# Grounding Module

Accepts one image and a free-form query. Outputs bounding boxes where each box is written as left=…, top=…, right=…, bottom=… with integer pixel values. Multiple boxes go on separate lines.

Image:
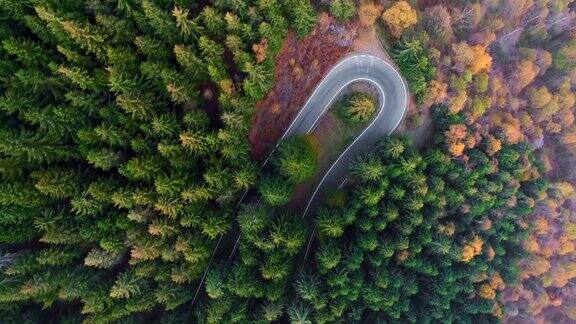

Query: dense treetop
left=0, top=0, right=316, bottom=321
left=198, top=105, right=547, bottom=322
left=0, top=0, right=575, bottom=322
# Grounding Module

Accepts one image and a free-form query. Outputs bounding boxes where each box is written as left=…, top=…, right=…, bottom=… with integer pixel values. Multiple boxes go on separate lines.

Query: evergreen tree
left=258, top=174, right=293, bottom=206
left=274, top=136, right=316, bottom=184
left=0, top=0, right=317, bottom=320
left=286, top=0, right=317, bottom=38
left=330, top=0, right=355, bottom=22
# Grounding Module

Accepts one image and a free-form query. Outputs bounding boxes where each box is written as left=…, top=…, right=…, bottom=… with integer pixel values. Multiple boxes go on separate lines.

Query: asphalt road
left=278, top=54, right=409, bottom=219
left=191, top=53, right=408, bottom=304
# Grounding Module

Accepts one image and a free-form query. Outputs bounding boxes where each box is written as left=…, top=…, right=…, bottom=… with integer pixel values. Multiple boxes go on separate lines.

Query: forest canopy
left=1, top=0, right=576, bottom=322
left=0, top=0, right=316, bottom=321
left=197, top=106, right=546, bottom=323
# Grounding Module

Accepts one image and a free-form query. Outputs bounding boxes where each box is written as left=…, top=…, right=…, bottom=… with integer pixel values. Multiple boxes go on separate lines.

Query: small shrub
left=337, top=92, right=377, bottom=124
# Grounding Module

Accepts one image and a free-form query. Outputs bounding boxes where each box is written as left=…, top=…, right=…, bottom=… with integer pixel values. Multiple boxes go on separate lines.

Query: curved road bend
left=191, top=53, right=408, bottom=304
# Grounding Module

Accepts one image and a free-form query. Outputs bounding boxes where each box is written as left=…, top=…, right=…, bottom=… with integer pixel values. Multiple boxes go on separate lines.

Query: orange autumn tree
left=424, top=79, right=448, bottom=107
left=534, top=217, right=550, bottom=235
left=252, top=38, right=268, bottom=63
left=561, top=130, right=576, bottom=145
left=445, top=123, right=468, bottom=157
left=568, top=305, right=576, bottom=321
left=381, top=1, right=418, bottom=38
left=490, top=112, right=524, bottom=144
left=461, top=235, right=484, bottom=262
left=451, top=42, right=492, bottom=74
left=512, top=59, right=539, bottom=93
left=479, top=283, right=496, bottom=299
left=524, top=255, right=551, bottom=277
left=470, top=45, right=492, bottom=74
left=485, top=136, right=502, bottom=156
left=491, top=272, right=506, bottom=291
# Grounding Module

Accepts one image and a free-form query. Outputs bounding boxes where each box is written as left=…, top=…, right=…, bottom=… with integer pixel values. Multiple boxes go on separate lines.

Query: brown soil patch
left=352, top=26, right=393, bottom=61
left=249, top=13, right=358, bottom=161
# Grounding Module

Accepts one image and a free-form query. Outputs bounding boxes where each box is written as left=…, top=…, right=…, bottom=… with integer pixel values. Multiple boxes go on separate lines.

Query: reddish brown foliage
left=249, top=14, right=358, bottom=160
left=252, top=38, right=268, bottom=63
left=503, top=182, right=576, bottom=321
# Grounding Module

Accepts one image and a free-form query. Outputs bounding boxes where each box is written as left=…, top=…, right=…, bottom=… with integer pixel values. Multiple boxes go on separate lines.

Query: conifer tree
left=330, top=0, right=355, bottom=22
left=274, top=136, right=316, bottom=184
left=0, top=0, right=319, bottom=321
left=286, top=0, right=317, bottom=38
left=258, top=174, right=293, bottom=206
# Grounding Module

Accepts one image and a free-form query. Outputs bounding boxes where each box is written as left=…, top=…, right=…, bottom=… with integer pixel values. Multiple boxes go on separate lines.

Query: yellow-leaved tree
left=381, top=1, right=418, bottom=38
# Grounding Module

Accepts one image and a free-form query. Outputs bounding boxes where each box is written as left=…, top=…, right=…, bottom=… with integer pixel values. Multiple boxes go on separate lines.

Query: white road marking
left=308, top=77, right=379, bottom=133
left=301, top=78, right=386, bottom=219
left=191, top=235, right=223, bottom=304
left=338, top=178, right=348, bottom=189
left=191, top=53, right=409, bottom=305
left=303, top=225, right=317, bottom=260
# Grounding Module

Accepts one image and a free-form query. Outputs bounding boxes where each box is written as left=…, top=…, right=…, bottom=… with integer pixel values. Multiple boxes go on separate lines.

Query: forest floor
left=249, top=13, right=358, bottom=160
